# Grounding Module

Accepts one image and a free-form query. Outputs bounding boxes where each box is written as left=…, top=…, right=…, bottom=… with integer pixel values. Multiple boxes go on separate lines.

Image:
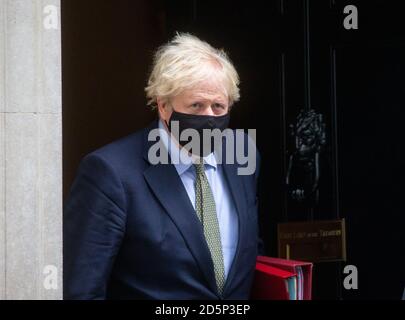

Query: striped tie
left=194, top=160, right=226, bottom=296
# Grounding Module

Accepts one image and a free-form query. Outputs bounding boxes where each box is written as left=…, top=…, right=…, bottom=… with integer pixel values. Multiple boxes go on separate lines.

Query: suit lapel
left=221, top=160, right=248, bottom=296
left=142, top=122, right=219, bottom=295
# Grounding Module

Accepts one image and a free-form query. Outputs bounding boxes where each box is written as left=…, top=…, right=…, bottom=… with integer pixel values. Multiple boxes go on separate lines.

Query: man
left=64, top=33, right=261, bottom=299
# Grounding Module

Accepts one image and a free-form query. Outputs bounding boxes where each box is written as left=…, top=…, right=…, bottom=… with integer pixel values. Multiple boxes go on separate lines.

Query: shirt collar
left=158, top=119, right=217, bottom=175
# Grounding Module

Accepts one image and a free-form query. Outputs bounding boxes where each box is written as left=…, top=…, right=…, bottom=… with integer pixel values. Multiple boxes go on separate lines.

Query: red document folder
left=256, top=256, right=313, bottom=300
left=250, top=262, right=297, bottom=300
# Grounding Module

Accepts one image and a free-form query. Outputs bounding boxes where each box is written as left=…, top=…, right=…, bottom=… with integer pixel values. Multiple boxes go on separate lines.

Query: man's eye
left=213, top=103, right=225, bottom=109
left=190, top=103, right=201, bottom=108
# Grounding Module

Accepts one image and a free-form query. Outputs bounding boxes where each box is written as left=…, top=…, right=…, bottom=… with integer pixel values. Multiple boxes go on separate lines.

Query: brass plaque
left=278, top=219, right=346, bottom=263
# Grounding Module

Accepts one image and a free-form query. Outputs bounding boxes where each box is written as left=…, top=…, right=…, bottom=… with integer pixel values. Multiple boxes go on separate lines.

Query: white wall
left=0, top=0, right=62, bottom=300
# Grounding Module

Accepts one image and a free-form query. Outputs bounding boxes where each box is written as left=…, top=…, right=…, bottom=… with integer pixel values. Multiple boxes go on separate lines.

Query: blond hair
left=145, top=33, right=240, bottom=108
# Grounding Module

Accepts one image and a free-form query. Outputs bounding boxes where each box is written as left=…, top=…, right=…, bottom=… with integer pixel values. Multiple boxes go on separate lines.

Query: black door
left=165, top=0, right=405, bottom=299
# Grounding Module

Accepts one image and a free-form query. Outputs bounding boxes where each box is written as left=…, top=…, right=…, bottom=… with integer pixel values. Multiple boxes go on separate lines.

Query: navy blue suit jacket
left=64, top=120, right=261, bottom=299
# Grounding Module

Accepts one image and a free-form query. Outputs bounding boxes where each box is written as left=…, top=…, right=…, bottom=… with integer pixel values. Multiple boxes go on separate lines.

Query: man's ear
left=157, top=97, right=169, bottom=121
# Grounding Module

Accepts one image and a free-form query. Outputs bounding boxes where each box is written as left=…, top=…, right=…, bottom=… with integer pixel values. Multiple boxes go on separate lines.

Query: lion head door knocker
left=286, top=109, right=326, bottom=205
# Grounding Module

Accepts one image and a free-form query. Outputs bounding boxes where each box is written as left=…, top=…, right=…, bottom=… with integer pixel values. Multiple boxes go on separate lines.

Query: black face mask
left=166, top=110, right=230, bottom=157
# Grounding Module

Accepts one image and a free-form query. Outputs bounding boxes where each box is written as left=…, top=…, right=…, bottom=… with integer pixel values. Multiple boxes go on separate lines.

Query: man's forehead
left=181, top=85, right=228, bottom=102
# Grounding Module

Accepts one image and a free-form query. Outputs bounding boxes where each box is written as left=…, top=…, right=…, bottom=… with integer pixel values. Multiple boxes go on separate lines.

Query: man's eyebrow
left=187, top=100, right=227, bottom=106
left=188, top=95, right=227, bottom=103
